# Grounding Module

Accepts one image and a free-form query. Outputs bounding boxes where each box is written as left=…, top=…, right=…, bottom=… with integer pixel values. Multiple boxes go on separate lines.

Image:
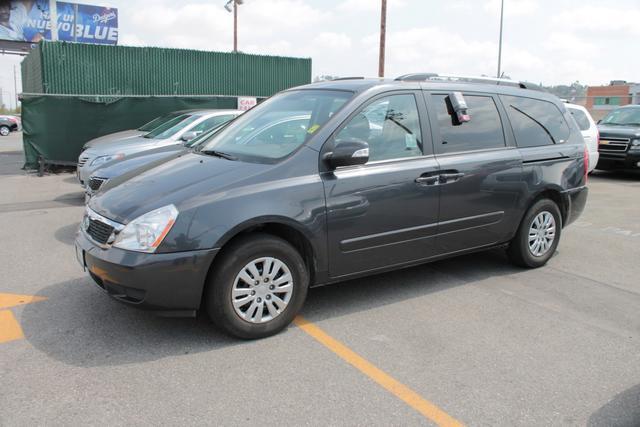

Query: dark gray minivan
left=75, top=75, right=589, bottom=339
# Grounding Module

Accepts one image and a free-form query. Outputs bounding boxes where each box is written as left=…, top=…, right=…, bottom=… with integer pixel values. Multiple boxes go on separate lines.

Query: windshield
left=143, top=114, right=202, bottom=139
left=137, top=111, right=185, bottom=132
left=601, top=108, right=640, bottom=126
left=185, top=120, right=234, bottom=148
left=199, top=90, right=353, bottom=162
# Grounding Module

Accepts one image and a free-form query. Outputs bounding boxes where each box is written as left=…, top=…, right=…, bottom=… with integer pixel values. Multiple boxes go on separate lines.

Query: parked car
left=0, top=115, right=20, bottom=136
left=85, top=117, right=239, bottom=198
left=565, top=103, right=599, bottom=172
left=80, top=110, right=202, bottom=151
left=75, top=75, right=588, bottom=339
left=596, top=105, right=640, bottom=171
left=77, top=110, right=241, bottom=185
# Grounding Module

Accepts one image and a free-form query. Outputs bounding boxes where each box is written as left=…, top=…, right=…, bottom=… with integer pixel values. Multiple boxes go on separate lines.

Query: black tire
left=507, top=198, right=562, bottom=268
left=205, top=233, right=309, bottom=339
left=0, top=126, right=10, bottom=137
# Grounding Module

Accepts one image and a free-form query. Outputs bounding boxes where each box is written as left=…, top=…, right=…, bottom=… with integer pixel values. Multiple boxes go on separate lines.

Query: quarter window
left=501, top=95, right=570, bottom=147
left=335, top=94, right=423, bottom=162
left=434, top=94, right=505, bottom=154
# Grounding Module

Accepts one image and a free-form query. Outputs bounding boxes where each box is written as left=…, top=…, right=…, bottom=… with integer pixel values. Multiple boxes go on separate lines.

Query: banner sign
left=0, top=1, right=118, bottom=45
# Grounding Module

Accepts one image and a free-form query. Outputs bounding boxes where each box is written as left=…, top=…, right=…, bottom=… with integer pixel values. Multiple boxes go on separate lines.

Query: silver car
left=80, top=110, right=200, bottom=151
left=77, top=109, right=241, bottom=185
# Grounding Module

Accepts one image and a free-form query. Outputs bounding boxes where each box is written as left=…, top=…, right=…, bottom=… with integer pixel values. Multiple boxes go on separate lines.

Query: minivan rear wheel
left=205, top=233, right=309, bottom=339
left=507, top=199, right=562, bottom=268
left=0, top=126, right=10, bottom=136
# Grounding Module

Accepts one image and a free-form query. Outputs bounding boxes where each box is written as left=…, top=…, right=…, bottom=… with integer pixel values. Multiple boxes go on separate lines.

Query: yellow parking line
left=0, top=293, right=47, bottom=309
left=294, top=316, right=464, bottom=427
left=0, top=310, right=24, bottom=343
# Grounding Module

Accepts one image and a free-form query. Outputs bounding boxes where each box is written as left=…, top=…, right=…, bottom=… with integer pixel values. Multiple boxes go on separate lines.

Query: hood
left=83, top=136, right=179, bottom=158
left=84, top=129, right=144, bottom=149
left=597, top=124, right=640, bottom=139
left=92, top=144, right=187, bottom=180
left=95, top=147, right=188, bottom=193
left=89, top=152, right=270, bottom=223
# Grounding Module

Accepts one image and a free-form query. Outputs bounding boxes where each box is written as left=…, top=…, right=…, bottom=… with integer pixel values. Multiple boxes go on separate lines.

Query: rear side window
left=434, top=94, right=505, bottom=154
left=568, top=108, right=590, bottom=131
left=501, top=96, right=570, bottom=147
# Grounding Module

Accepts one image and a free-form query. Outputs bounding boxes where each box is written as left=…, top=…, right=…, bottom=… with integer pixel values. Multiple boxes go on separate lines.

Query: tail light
left=583, top=145, right=589, bottom=184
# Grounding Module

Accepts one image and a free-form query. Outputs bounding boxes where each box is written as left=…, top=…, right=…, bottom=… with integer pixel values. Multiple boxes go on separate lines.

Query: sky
left=1, top=0, right=639, bottom=108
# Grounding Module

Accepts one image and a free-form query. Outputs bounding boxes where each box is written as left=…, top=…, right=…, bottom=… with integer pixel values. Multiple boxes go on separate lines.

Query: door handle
left=415, top=175, right=439, bottom=185
left=439, top=172, right=464, bottom=184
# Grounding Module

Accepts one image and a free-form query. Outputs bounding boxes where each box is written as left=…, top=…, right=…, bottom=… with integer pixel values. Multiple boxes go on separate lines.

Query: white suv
left=566, top=103, right=599, bottom=172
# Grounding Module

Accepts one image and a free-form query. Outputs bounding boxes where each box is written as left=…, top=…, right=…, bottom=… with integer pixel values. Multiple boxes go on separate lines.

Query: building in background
left=585, top=81, right=640, bottom=120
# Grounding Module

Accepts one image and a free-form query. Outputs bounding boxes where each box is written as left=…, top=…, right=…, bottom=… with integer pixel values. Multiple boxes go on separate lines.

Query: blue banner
left=1, top=1, right=118, bottom=45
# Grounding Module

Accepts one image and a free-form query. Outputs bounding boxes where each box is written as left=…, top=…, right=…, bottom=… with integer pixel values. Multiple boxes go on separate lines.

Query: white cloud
left=483, top=0, right=539, bottom=16
left=553, top=5, right=640, bottom=36
left=338, top=0, right=407, bottom=13
left=484, top=0, right=540, bottom=17
left=362, top=27, right=498, bottom=78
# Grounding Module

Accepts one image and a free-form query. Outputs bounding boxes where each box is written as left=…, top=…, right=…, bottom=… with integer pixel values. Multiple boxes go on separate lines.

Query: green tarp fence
left=22, top=95, right=250, bottom=169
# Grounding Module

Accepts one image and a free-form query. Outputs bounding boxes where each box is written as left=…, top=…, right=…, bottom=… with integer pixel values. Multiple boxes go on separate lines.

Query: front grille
left=599, top=137, right=629, bottom=153
left=87, top=217, right=115, bottom=245
left=78, top=155, right=90, bottom=167
left=88, top=177, right=106, bottom=191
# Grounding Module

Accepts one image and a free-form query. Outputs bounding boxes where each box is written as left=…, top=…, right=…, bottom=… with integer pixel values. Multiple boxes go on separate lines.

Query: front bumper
left=75, top=230, right=219, bottom=315
left=562, top=186, right=588, bottom=227
left=597, top=150, right=640, bottom=169
left=77, top=163, right=93, bottom=186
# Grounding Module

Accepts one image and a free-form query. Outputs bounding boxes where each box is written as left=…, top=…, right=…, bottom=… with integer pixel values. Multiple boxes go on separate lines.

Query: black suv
left=75, top=75, right=588, bottom=339
left=596, top=105, right=640, bottom=171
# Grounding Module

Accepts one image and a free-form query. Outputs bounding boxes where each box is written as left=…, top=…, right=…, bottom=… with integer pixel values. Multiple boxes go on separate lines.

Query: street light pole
left=49, top=0, right=59, bottom=41
left=234, top=0, right=238, bottom=53
left=378, top=0, right=387, bottom=78
left=497, top=0, right=504, bottom=77
left=225, top=0, right=243, bottom=52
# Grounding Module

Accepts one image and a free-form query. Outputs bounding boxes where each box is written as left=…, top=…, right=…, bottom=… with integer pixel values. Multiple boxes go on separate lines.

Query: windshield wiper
left=200, top=149, right=238, bottom=161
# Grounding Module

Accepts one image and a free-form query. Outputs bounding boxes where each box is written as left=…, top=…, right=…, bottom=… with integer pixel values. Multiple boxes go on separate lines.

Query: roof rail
left=331, top=76, right=366, bottom=81
left=395, top=73, right=539, bottom=90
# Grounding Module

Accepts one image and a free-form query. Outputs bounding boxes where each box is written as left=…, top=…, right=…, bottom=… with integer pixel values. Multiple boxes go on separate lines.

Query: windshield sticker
left=307, top=124, right=320, bottom=134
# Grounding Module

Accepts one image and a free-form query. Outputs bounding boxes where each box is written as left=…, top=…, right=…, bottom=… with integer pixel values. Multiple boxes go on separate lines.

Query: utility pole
left=497, top=0, right=504, bottom=78
left=378, top=0, right=387, bottom=78
left=49, top=0, right=59, bottom=41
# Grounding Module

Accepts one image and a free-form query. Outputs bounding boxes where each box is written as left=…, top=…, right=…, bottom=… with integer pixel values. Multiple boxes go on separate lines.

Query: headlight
left=90, top=153, right=124, bottom=167
left=113, top=205, right=178, bottom=253
left=630, top=139, right=640, bottom=149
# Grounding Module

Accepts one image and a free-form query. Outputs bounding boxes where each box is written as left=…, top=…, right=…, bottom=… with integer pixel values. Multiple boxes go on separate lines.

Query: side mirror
left=181, top=131, right=198, bottom=142
left=596, top=119, right=602, bottom=125
left=324, top=138, right=369, bottom=169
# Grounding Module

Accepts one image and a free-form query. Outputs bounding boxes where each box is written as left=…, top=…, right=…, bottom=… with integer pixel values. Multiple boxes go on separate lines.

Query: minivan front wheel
left=0, top=126, right=10, bottom=136
left=205, top=233, right=309, bottom=339
left=508, top=199, right=562, bottom=268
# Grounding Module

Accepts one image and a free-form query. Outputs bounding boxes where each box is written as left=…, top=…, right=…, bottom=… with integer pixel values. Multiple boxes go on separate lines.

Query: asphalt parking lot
left=1, top=131, right=639, bottom=426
